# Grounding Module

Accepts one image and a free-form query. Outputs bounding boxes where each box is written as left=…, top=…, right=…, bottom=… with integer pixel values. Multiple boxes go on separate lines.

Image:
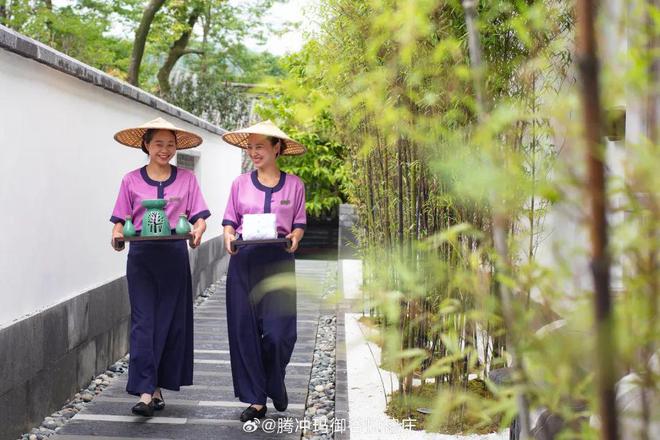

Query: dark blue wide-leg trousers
left=226, top=244, right=297, bottom=405
left=125, top=240, right=193, bottom=396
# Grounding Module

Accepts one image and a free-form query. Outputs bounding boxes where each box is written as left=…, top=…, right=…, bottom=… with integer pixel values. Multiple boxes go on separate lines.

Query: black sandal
left=273, top=385, right=288, bottom=412
left=153, top=390, right=165, bottom=411
left=239, top=404, right=267, bottom=422
left=131, top=400, right=155, bottom=417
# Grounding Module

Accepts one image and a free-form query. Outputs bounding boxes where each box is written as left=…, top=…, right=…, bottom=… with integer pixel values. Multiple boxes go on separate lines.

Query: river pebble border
left=302, top=266, right=338, bottom=440
left=16, top=280, right=224, bottom=440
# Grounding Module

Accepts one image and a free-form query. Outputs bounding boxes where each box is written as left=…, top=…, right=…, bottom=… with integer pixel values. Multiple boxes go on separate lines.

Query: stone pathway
left=52, top=260, right=333, bottom=440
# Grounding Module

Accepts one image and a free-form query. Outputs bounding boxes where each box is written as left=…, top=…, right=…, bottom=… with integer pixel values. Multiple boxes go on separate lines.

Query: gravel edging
left=303, top=265, right=338, bottom=440
left=16, top=280, right=225, bottom=440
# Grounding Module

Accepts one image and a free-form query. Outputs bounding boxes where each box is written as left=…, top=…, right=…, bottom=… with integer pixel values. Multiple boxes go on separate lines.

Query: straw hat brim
left=114, top=118, right=203, bottom=150
left=222, top=121, right=306, bottom=156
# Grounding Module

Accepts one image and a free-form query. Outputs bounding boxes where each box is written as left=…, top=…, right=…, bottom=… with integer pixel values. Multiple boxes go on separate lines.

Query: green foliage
left=3, top=1, right=133, bottom=76
left=218, top=46, right=284, bottom=82
left=167, top=75, right=254, bottom=130
left=274, top=0, right=659, bottom=437
left=386, top=381, right=501, bottom=434
left=3, top=0, right=657, bottom=435
left=2, top=0, right=285, bottom=90
left=269, top=119, right=349, bottom=218
left=254, top=48, right=350, bottom=218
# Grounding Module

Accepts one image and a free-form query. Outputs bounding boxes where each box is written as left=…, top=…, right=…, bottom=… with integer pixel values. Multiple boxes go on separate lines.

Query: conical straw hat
left=114, top=117, right=203, bottom=150
left=222, top=120, right=306, bottom=156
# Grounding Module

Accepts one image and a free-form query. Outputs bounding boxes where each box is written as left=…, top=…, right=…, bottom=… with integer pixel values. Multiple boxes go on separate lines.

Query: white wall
left=532, top=0, right=648, bottom=307
left=0, top=48, right=241, bottom=328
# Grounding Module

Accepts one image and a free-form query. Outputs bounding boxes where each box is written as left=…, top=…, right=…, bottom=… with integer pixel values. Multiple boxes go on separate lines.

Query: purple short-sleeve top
left=110, top=165, right=211, bottom=231
left=222, top=170, right=306, bottom=236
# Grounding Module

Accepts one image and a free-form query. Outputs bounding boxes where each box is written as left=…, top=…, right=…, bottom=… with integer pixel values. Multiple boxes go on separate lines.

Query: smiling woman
left=219, top=120, right=308, bottom=422
left=140, top=129, right=176, bottom=156
left=109, top=117, right=211, bottom=417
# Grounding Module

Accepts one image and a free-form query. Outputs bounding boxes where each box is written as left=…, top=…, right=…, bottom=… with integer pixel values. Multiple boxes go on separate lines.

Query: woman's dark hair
left=141, top=129, right=178, bottom=154
left=267, top=136, right=285, bottom=158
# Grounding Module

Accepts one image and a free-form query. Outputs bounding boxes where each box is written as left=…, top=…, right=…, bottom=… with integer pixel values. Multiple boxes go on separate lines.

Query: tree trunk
left=43, top=0, right=53, bottom=43
left=575, top=1, right=618, bottom=439
left=128, top=0, right=167, bottom=87
left=157, top=6, right=202, bottom=96
left=200, top=2, right=212, bottom=75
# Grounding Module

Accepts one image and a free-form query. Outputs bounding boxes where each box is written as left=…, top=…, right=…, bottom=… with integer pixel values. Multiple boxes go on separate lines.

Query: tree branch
left=157, top=6, right=202, bottom=96
left=128, top=0, right=167, bottom=87
left=182, top=48, right=205, bottom=55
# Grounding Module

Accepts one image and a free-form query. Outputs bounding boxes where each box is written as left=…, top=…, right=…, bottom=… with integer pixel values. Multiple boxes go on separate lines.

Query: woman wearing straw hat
left=221, top=120, right=307, bottom=422
left=110, top=117, right=211, bottom=417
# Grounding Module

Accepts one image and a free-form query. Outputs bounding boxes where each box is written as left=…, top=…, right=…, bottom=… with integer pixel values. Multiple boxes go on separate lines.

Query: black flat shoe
left=239, top=405, right=267, bottom=422
left=273, top=386, right=288, bottom=412
left=153, top=391, right=165, bottom=411
left=131, top=400, right=155, bottom=417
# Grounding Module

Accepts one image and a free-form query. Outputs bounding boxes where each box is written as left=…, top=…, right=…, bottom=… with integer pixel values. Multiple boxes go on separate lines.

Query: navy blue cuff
left=292, top=223, right=306, bottom=231
left=222, top=219, right=238, bottom=229
left=189, top=210, right=211, bottom=224
left=110, top=216, right=125, bottom=225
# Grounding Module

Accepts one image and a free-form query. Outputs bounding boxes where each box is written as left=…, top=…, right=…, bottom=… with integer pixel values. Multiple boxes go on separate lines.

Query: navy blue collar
left=140, top=165, right=177, bottom=187
left=251, top=170, right=286, bottom=193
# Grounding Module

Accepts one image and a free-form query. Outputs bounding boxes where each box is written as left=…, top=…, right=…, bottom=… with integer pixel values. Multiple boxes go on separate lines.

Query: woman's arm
left=111, top=222, right=125, bottom=251
left=224, top=225, right=238, bottom=255
left=190, top=218, right=207, bottom=249
left=285, top=227, right=305, bottom=253
left=287, top=178, right=306, bottom=253
left=110, top=176, right=131, bottom=251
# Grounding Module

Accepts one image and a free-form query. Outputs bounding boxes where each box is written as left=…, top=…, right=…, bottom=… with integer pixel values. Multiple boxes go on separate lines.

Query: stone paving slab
left=52, top=260, right=334, bottom=440
left=53, top=420, right=300, bottom=439
left=97, top=383, right=309, bottom=402
left=192, top=362, right=312, bottom=372
left=192, top=341, right=318, bottom=349
left=69, top=400, right=305, bottom=419
left=190, top=371, right=312, bottom=383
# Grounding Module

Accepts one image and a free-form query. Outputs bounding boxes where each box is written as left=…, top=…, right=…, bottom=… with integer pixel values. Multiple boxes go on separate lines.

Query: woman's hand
left=111, top=223, right=125, bottom=251
left=189, top=219, right=206, bottom=249
left=285, top=228, right=305, bottom=253
left=224, top=225, right=238, bottom=255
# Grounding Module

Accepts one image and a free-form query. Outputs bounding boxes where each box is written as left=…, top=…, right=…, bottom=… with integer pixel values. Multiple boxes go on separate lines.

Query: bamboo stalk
left=461, top=1, right=532, bottom=437
left=640, top=2, right=659, bottom=437
left=575, top=0, right=618, bottom=438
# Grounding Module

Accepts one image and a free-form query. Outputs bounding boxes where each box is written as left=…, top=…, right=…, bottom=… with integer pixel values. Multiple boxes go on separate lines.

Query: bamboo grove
left=267, top=0, right=660, bottom=437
